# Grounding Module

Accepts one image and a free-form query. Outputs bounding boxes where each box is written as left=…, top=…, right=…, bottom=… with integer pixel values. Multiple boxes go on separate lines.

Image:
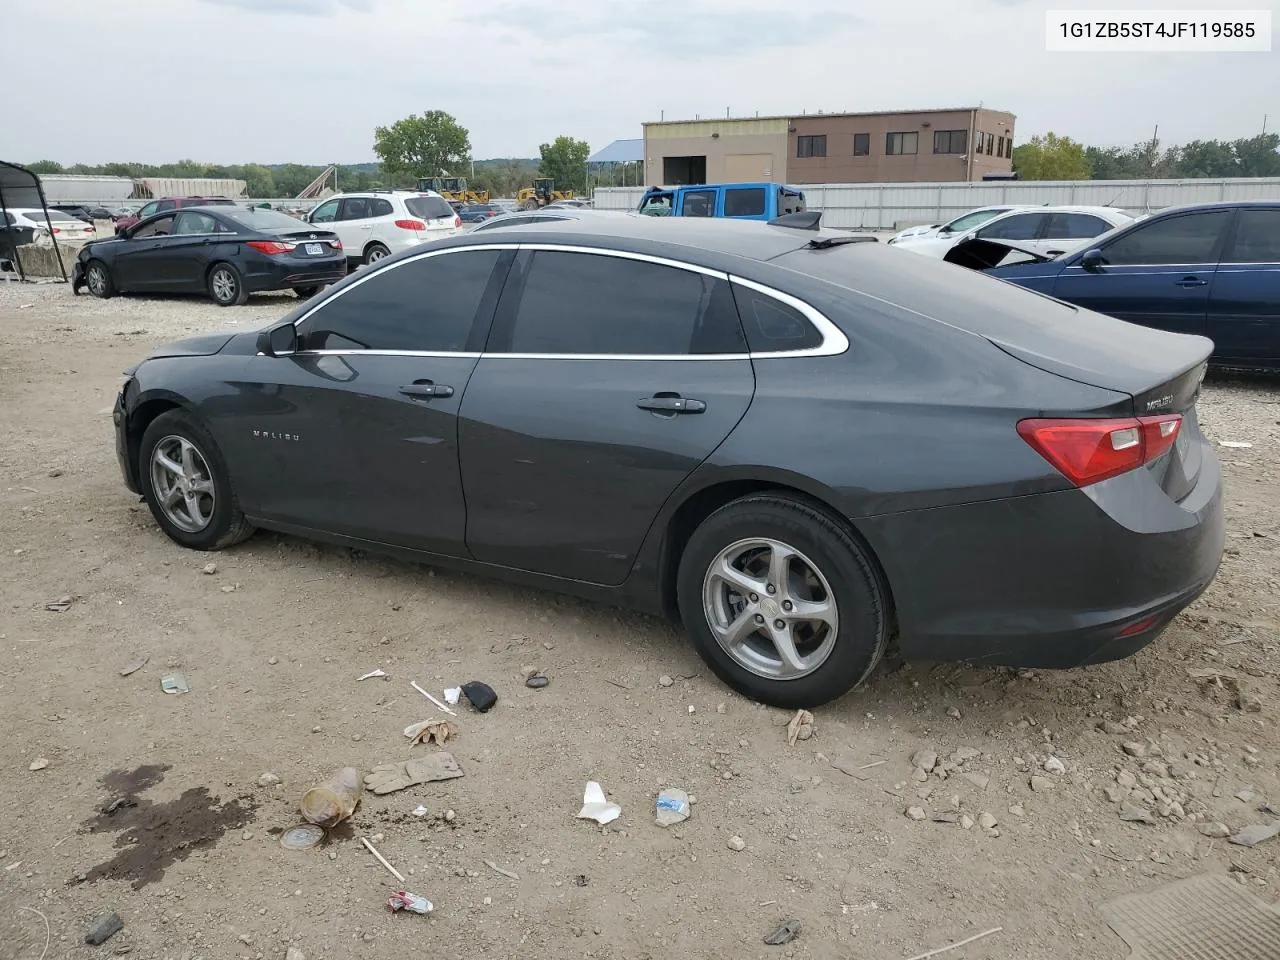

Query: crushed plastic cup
left=280, top=824, right=325, bottom=850
left=300, top=767, right=361, bottom=828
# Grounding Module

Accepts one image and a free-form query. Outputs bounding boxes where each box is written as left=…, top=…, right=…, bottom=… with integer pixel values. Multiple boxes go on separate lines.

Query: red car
left=115, top=197, right=237, bottom=235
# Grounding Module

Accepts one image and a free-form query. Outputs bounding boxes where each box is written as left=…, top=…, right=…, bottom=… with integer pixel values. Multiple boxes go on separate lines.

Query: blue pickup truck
left=638, top=182, right=806, bottom=221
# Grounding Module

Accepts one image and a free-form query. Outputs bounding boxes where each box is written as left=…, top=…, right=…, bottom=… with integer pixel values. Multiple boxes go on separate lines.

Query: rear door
left=1209, top=207, right=1280, bottom=365
left=1052, top=209, right=1232, bottom=338
left=677, top=188, right=718, bottom=218
left=458, top=246, right=755, bottom=585
left=337, top=196, right=375, bottom=256
left=723, top=185, right=768, bottom=220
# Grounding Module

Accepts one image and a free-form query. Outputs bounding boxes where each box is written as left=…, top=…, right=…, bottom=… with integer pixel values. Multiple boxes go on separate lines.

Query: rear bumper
left=242, top=256, right=346, bottom=292
left=860, top=439, right=1225, bottom=669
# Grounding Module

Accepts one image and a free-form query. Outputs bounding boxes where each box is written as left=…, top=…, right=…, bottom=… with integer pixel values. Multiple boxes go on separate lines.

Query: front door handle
left=400, top=381, right=454, bottom=399
left=637, top=395, right=706, bottom=414
left=1176, top=276, right=1208, bottom=287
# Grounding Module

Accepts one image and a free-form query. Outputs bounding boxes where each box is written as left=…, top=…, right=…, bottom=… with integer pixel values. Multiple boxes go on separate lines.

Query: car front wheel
left=85, top=260, right=115, bottom=299
left=677, top=493, right=890, bottom=708
left=138, top=409, right=254, bottom=551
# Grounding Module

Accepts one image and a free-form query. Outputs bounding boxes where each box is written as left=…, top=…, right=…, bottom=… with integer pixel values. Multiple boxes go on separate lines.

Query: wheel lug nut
left=749, top=593, right=758, bottom=603
left=766, top=584, right=776, bottom=595
left=774, top=619, right=785, bottom=630
left=754, top=614, right=765, bottom=624
left=782, top=600, right=793, bottom=611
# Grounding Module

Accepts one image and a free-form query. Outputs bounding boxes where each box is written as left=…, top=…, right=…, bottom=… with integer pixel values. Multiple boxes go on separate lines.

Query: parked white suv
left=306, top=190, right=462, bottom=266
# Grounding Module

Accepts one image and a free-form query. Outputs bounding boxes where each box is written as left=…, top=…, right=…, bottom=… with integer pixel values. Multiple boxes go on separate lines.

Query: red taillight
left=394, top=219, right=426, bottom=231
left=1017, top=414, right=1182, bottom=487
left=51, top=227, right=60, bottom=234
left=329, top=239, right=343, bottom=250
left=454, top=215, right=462, bottom=228
left=246, top=240, right=296, bottom=255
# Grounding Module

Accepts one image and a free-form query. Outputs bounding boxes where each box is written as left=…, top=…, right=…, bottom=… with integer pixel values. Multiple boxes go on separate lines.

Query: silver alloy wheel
left=701, top=537, right=839, bottom=680
left=149, top=435, right=216, bottom=533
left=87, top=263, right=108, bottom=295
left=366, top=245, right=388, bottom=263
left=210, top=267, right=237, bottom=303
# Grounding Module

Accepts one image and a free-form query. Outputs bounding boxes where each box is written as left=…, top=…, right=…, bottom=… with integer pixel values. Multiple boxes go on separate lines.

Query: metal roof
left=587, top=139, right=644, bottom=164
left=643, top=107, right=1013, bottom=127
left=0, top=161, right=44, bottom=210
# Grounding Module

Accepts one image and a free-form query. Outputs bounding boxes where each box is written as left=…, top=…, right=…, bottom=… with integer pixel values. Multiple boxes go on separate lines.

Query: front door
left=220, top=246, right=511, bottom=555
left=1053, top=209, right=1232, bottom=339
left=337, top=196, right=376, bottom=258
left=1209, top=207, right=1280, bottom=364
left=113, top=214, right=179, bottom=290
left=459, top=247, right=755, bottom=585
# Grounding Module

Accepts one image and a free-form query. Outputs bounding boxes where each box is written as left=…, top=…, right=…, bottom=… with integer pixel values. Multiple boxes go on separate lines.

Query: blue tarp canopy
left=588, top=139, right=644, bottom=164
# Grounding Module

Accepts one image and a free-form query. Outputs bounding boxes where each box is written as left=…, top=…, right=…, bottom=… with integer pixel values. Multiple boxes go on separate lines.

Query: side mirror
left=257, top=323, right=297, bottom=357
left=1080, top=248, right=1105, bottom=271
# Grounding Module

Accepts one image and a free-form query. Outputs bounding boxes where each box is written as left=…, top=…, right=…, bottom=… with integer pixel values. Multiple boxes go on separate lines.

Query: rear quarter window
left=732, top=285, right=823, bottom=353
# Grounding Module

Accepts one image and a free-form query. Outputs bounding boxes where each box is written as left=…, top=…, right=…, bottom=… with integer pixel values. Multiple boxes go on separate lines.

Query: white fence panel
left=595, top=177, right=1280, bottom=229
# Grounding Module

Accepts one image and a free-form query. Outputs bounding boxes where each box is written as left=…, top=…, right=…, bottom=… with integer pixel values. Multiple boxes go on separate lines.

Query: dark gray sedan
left=113, top=215, right=1224, bottom=707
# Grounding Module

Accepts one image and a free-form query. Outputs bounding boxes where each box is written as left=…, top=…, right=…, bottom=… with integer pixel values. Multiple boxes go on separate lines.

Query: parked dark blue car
left=973, top=202, right=1280, bottom=369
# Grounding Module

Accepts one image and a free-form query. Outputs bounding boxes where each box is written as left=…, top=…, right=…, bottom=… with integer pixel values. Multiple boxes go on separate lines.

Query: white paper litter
left=411, top=805, right=429, bottom=817
left=1219, top=441, right=1253, bottom=449
left=358, top=668, right=387, bottom=680
left=444, top=687, right=461, bottom=706
left=577, top=781, right=621, bottom=825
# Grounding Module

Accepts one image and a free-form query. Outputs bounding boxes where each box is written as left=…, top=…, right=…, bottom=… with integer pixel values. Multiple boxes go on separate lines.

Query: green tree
left=537, top=136, right=590, bottom=194
left=1232, top=133, right=1280, bottom=177
left=27, top=159, right=64, bottom=174
left=1011, top=133, right=1091, bottom=180
left=1177, top=140, right=1238, bottom=178
left=373, top=111, right=471, bottom=183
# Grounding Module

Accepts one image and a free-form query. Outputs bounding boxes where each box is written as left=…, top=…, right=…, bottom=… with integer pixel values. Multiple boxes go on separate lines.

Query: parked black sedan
left=112, top=215, right=1223, bottom=707
left=74, top=206, right=347, bottom=306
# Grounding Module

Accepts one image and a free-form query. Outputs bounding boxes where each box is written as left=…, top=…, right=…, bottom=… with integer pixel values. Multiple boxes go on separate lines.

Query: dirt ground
left=1, top=280, right=1278, bottom=960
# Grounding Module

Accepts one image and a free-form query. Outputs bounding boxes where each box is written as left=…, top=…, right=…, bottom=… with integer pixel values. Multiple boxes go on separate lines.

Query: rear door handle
left=400, top=382, right=454, bottom=399
left=637, top=396, right=706, bottom=414
left=1176, top=276, right=1208, bottom=287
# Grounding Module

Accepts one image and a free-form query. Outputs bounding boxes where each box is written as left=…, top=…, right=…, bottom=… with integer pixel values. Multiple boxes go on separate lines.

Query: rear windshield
left=23, top=209, right=79, bottom=222
left=198, top=198, right=236, bottom=206
left=406, top=196, right=456, bottom=220
left=221, top=208, right=311, bottom=231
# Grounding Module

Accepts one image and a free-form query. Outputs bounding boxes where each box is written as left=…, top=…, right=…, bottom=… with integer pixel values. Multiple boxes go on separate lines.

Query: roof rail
left=768, top=210, right=822, bottom=230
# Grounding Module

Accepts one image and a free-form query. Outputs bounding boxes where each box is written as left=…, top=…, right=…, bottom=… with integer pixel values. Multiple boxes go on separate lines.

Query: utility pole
left=1148, top=124, right=1159, bottom=176
left=1263, top=114, right=1269, bottom=136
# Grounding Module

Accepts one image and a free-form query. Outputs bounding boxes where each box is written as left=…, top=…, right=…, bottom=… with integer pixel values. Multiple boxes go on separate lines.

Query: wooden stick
left=361, top=837, right=405, bottom=884
left=484, top=859, right=520, bottom=881
left=858, top=760, right=888, bottom=770
left=410, top=680, right=457, bottom=716
left=904, top=926, right=1003, bottom=960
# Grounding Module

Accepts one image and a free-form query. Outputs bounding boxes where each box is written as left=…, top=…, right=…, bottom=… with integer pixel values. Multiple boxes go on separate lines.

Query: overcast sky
left=7, top=0, right=1277, bottom=165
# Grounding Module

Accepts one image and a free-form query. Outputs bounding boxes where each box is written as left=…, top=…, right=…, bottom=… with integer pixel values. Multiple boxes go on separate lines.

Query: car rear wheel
left=364, top=243, right=390, bottom=265
left=85, top=260, right=114, bottom=299
left=293, top=285, right=321, bottom=299
left=208, top=262, right=248, bottom=306
left=138, top=409, right=253, bottom=551
left=521, top=199, right=539, bottom=211
left=677, top=494, right=890, bottom=708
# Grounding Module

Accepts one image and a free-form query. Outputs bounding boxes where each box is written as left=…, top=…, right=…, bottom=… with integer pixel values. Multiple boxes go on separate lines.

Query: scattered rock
left=1229, top=822, right=1280, bottom=847
left=1008, top=803, right=1025, bottom=817
left=911, top=750, right=938, bottom=772
left=257, top=772, right=281, bottom=788
left=1120, top=804, right=1158, bottom=825
left=1043, top=756, right=1066, bottom=775
left=961, top=771, right=989, bottom=790
left=48, top=468, right=64, bottom=478
left=1196, top=821, right=1231, bottom=839
left=763, top=919, right=801, bottom=946
left=658, top=675, right=674, bottom=688
left=85, top=911, right=124, bottom=945
left=202, top=562, right=217, bottom=575
left=268, top=657, right=279, bottom=665
left=978, top=812, right=998, bottom=830
left=520, top=665, right=539, bottom=678
left=1030, top=775, right=1053, bottom=793
left=461, top=681, right=498, bottom=712
left=946, top=706, right=961, bottom=719
left=525, top=674, right=550, bottom=689
left=1236, top=789, right=1256, bottom=803
left=1142, top=760, right=1170, bottom=778
left=1123, top=742, right=1147, bottom=758
left=905, top=806, right=927, bottom=821
left=1168, top=762, right=1195, bottom=780
left=1104, top=785, right=1129, bottom=803
left=910, top=768, right=929, bottom=783
left=932, top=810, right=962, bottom=824
left=1237, top=686, right=1263, bottom=714
left=1098, top=720, right=1129, bottom=735
left=727, top=835, right=746, bottom=851
left=716, top=703, right=726, bottom=714
left=220, top=584, right=236, bottom=593
left=29, top=757, right=49, bottom=771
left=1117, top=769, right=1138, bottom=789
left=960, top=814, right=975, bottom=830
left=951, top=747, right=981, bottom=763
left=286, top=948, right=307, bottom=960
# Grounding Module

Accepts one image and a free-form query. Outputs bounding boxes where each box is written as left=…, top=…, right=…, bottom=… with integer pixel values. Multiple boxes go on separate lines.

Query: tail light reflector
left=246, top=240, right=297, bottom=255
left=328, top=239, right=343, bottom=250
left=394, top=219, right=426, bottom=231
left=454, top=215, right=463, bottom=228
left=1017, top=415, right=1182, bottom=487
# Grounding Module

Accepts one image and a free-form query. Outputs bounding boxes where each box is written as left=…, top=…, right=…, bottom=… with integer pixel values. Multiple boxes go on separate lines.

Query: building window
left=886, top=132, right=918, bottom=156
left=797, top=135, right=827, bottom=158
left=932, top=130, right=967, bottom=154
left=1004, top=138, right=1013, bottom=158
left=997, top=136, right=1005, bottom=158
left=986, top=133, right=995, bottom=155
left=853, top=133, right=870, bottom=156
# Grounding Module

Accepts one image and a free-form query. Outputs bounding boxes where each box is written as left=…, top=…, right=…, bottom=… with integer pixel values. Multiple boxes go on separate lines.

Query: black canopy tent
left=0, top=160, right=68, bottom=281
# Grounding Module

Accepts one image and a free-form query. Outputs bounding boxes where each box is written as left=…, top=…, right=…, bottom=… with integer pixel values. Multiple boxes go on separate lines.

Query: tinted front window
left=1102, top=211, right=1230, bottom=265
left=132, top=216, right=175, bottom=238
left=505, top=251, right=745, bottom=356
left=405, top=196, right=456, bottom=220
left=138, top=203, right=159, bottom=217
left=297, top=250, right=501, bottom=352
left=1226, top=209, right=1280, bottom=263
left=310, top=199, right=339, bottom=223
left=1043, top=213, right=1111, bottom=240
left=979, top=213, right=1044, bottom=241
left=724, top=188, right=766, bottom=217
left=681, top=190, right=716, bottom=217
left=733, top=286, right=822, bottom=353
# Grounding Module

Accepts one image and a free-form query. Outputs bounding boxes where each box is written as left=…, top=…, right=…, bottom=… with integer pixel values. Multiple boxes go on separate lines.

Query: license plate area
left=305, top=243, right=323, bottom=255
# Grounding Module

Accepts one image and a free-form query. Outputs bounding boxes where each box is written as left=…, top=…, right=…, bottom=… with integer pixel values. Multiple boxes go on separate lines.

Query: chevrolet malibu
left=113, top=215, right=1224, bottom=707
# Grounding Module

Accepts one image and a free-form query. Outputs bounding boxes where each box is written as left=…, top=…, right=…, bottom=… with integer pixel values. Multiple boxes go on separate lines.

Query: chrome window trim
left=286, top=240, right=848, bottom=362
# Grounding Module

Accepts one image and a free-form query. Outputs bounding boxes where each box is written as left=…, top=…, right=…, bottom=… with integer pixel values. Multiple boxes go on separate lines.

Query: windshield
left=946, top=209, right=1007, bottom=232
left=222, top=208, right=311, bottom=231
left=406, top=196, right=456, bottom=220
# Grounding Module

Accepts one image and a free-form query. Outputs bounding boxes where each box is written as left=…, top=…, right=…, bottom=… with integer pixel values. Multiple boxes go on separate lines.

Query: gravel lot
left=1, top=281, right=1279, bottom=960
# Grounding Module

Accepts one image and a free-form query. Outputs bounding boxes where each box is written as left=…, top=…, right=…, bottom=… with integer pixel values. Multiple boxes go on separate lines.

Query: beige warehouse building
left=643, top=107, right=1015, bottom=186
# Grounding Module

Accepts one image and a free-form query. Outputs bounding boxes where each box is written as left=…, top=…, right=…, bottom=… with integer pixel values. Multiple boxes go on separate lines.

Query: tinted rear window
left=724, top=188, right=766, bottom=217
left=222, top=209, right=311, bottom=231
left=196, top=198, right=236, bottom=206
left=406, top=196, right=456, bottom=220
left=733, top=285, right=822, bottom=352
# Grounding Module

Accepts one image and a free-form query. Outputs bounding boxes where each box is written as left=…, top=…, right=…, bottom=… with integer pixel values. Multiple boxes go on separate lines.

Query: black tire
left=207, top=262, right=248, bottom=306
left=520, top=199, right=539, bottom=211
left=363, top=243, right=390, bottom=266
left=85, top=260, right=115, bottom=299
left=293, top=285, right=322, bottom=299
left=138, top=409, right=254, bottom=551
left=677, top=494, right=890, bottom=708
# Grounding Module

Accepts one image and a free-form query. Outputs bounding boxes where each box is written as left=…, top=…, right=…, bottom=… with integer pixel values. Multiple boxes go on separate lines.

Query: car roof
left=325, top=190, right=445, bottom=199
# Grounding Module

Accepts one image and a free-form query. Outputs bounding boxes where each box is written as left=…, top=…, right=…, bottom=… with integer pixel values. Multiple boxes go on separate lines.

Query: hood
left=128, top=333, right=237, bottom=371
